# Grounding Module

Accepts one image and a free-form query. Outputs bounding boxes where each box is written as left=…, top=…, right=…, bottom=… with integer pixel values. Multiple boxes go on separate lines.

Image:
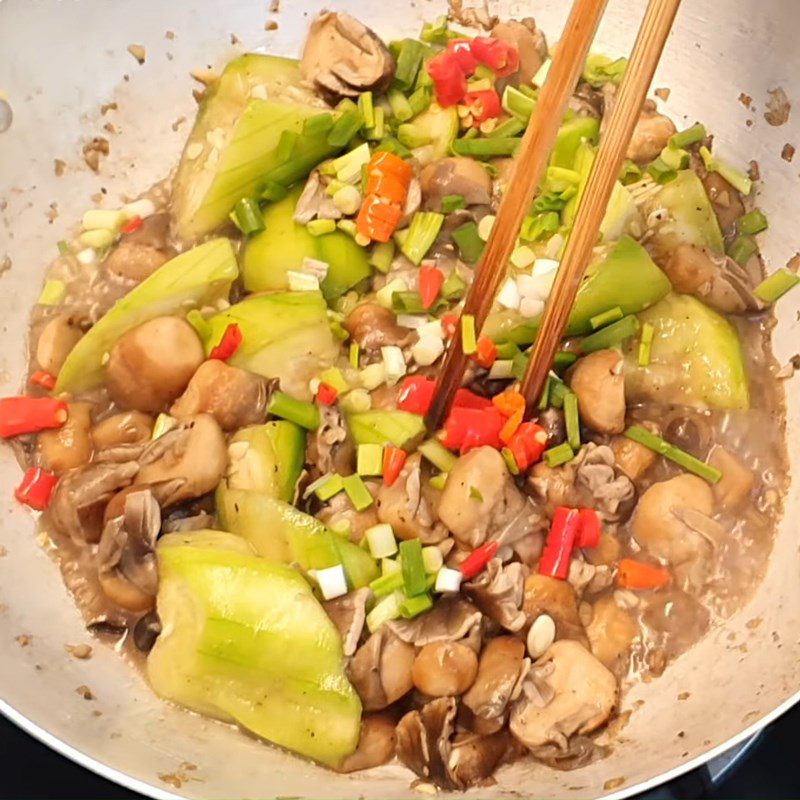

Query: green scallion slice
left=543, top=441, right=574, bottom=468
left=349, top=342, right=360, bottom=369
left=699, top=146, right=752, bottom=196
left=461, top=314, right=477, bottom=355
left=394, top=39, right=427, bottom=90
left=408, top=87, right=431, bottom=117
left=589, top=306, right=624, bottom=330
left=327, top=110, right=363, bottom=147
left=369, top=240, right=395, bottom=273
left=624, top=425, right=722, bottom=484
left=563, top=392, right=581, bottom=450
left=441, top=194, right=465, bottom=213
left=357, top=443, right=384, bottom=477
left=229, top=197, right=265, bottom=236
left=307, top=218, right=337, bottom=237
left=259, top=181, right=288, bottom=202
left=754, top=268, right=800, bottom=303
left=418, top=438, right=457, bottom=472
left=502, top=85, right=535, bottom=121
left=668, top=122, right=707, bottom=149
left=388, top=88, right=414, bottom=122
left=638, top=321, right=654, bottom=366
left=399, top=539, right=427, bottom=597
left=369, top=569, right=404, bottom=598
left=303, top=112, right=335, bottom=137
left=581, top=314, right=640, bottom=354
left=401, top=211, right=444, bottom=265
left=315, top=474, right=345, bottom=501
left=452, top=221, right=485, bottom=263
left=358, top=91, right=375, bottom=129
left=268, top=391, right=320, bottom=430
left=738, top=208, right=768, bottom=235
left=488, top=116, right=526, bottom=139
left=727, top=235, right=757, bottom=266
left=399, top=592, right=433, bottom=619
left=342, top=473, right=374, bottom=511
left=452, top=137, right=520, bottom=158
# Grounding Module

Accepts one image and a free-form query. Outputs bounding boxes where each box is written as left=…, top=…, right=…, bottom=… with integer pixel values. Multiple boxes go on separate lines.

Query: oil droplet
left=0, top=98, right=12, bottom=133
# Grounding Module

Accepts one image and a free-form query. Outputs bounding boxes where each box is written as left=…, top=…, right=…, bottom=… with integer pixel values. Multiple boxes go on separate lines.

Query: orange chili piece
left=28, top=371, right=57, bottom=391
left=473, top=335, right=498, bottom=369
left=0, top=397, right=68, bottom=439
left=616, top=558, right=671, bottom=590
left=382, top=446, right=407, bottom=488
left=418, top=264, right=444, bottom=310
left=356, top=195, right=403, bottom=243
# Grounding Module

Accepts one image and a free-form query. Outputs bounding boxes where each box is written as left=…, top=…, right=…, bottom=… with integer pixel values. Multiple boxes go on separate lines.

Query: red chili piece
left=452, top=387, right=493, bottom=410
left=382, top=446, right=407, bottom=488
left=440, top=405, right=505, bottom=454
left=506, top=421, right=548, bottom=472
left=397, top=376, right=436, bottom=416
left=0, top=397, right=69, bottom=439
left=460, top=540, right=499, bottom=579
left=418, top=264, right=444, bottom=310
left=15, top=467, right=58, bottom=511
left=441, top=313, right=458, bottom=339
left=473, top=334, right=498, bottom=368
left=208, top=323, right=242, bottom=361
left=28, top=371, right=57, bottom=391
left=470, top=37, right=520, bottom=77
left=538, top=506, right=581, bottom=579
left=463, top=89, right=501, bottom=124
left=120, top=216, right=143, bottom=234
left=446, top=39, right=479, bottom=73
left=316, top=381, right=339, bottom=406
left=426, top=50, right=469, bottom=107
left=576, top=508, right=601, bottom=548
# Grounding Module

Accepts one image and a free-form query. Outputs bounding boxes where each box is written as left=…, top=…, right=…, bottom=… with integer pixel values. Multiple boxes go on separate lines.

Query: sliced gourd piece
left=346, top=410, right=426, bottom=447
left=413, top=104, right=459, bottom=159
left=147, top=530, right=361, bottom=767
left=624, top=293, right=749, bottom=410
left=56, top=238, right=237, bottom=394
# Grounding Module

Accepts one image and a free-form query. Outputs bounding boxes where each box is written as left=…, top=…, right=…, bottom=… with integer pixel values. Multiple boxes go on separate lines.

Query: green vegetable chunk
left=147, top=530, right=361, bottom=767
left=624, top=293, right=749, bottom=410
left=56, top=239, right=238, bottom=394
left=216, top=489, right=378, bottom=588
left=226, top=421, right=305, bottom=502
left=243, top=186, right=371, bottom=301
left=172, top=54, right=339, bottom=241
left=411, top=105, right=458, bottom=159
left=203, top=291, right=337, bottom=399
left=346, top=410, right=426, bottom=447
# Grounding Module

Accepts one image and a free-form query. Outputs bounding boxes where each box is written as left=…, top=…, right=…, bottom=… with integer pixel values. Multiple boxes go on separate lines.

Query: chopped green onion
left=276, top=130, right=299, bottom=164
left=391, top=290, right=446, bottom=315
left=408, top=87, right=431, bottom=117
left=638, top=321, right=654, bottom=366
left=422, top=546, right=444, bottom=574
left=589, top=306, right=624, bottom=330
left=382, top=557, right=401, bottom=575
left=357, top=443, right=384, bottom=477
left=307, top=218, right=337, bottom=237
left=365, top=523, right=397, bottom=559
left=452, top=221, right=485, bottom=263
left=336, top=97, right=359, bottom=114
left=537, top=376, right=550, bottom=410
left=461, top=314, right=477, bottom=354
left=376, top=136, right=412, bottom=158
left=669, top=122, right=707, bottom=150
left=513, top=351, right=529, bottom=382
left=349, top=342, right=360, bottom=369
left=366, top=589, right=404, bottom=631
left=400, top=539, right=427, bottom=597
left=495, top=341, right=521, bottom=360
left=337, top=219, right=359, bottom=238
left=369, top=240, right=395, bottom=274
left=327, top=110, right=363, bottom=147
left=441, top=270, right=467, bottom=301
left=369, top=568, right=404, bottom=597
left=401, top=212, right=444, bottom=265
left=543, top=442, right=574, bottom=467
left=563, top=392, right=581, bottom=450
left=582, top=53, right=628, bottom=87
left=259, top=181, right=288, bottom=202
left=229, top=198, right=265, bottom=235
left=268, top=391, right=320, bottom=430
left=37, top=279, right=67, bottom=306
left=333, top=142, right=371, bottom=183
left=79, top=228, right=114, bottom=249
left=441, top=194, right=465, bottom=213
left=315, top=473, right=345, bottom=501
left=699, top=146, right=752, bottom=196
left=460, top=127, right=479, bottom=141
left=429, top=472, right=448, bottom=491
left=646, top=157, right=677, bottom=185
left=754, top=268, right=800, bottom=303
left=548, top=377, right=570, bottom=409
left=738, top=209, right=769, bottom=235
left=488, top=116, right=525, bottom=139
left=363, top=106, right=386, bottom=140
left=553, top=351, right=578, bottom=370
left=342, top=473, right=374, bottom=511
left=469, top=485, right=484, bottom=502
left=502, top=85, right=535, bottom=121
left=394, top=39, right=426, bottom=89
left=420, top=15, right=456, bottom=45
left=546, top=166, right=581, bottom=192
left=397, top=123, right=431, bottom=149
left=501, top=447, right=520, bottom=475
left=418, top=438, right=458, bottom=472
left=581, top=314, right=640, bottom=354
left=659, top=146, right=690, bottom=171
left=624, top=425, right=722, bottom=484
left=303, top=112, right=335, bottom=137
left=452, top=137, right=520, bottom=158
left=388, top=87, right=414, bottom=122
left=619, top=159, right=642, bottom=185
left=358, top=91, right=375, bottom=129
left=399, top=592, right=433, bottom=619
left=727, top=235, right=758, bottom=267
left=521, top=211, right=560, bottom=241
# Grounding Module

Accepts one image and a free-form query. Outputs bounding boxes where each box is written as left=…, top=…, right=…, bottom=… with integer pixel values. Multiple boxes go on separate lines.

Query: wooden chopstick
left=425, top=0, right=609, bottom=431
left=520, top=0, right=682, bottom=411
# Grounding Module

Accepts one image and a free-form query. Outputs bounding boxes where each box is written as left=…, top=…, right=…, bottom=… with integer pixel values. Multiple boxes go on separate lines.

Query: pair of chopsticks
left=426, top=0, right=682, bottom=429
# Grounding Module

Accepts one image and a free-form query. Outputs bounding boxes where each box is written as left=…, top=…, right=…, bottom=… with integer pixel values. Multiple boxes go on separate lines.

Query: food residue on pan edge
left=764, top=87, right=791, bottom=126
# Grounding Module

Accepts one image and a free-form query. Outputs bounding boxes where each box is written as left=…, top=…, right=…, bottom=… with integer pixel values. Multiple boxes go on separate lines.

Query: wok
left=0, top=0, right=798, bottom=797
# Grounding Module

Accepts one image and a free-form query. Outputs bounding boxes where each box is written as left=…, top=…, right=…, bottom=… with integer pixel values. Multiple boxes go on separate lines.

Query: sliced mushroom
left=306, top=404, right=356, bottom=478
left=135, top=414, right=227, bottom=507
left=632, top=474, right=716, bottom=589
left=376, top=453, right=447, bottom=544
left=583, top=531, right=621, bottom=567
left=538, top=407, right=567, bottom=447
left=388, top=596, right=482, bottom=646
left=97, top=488, right=160, bottom=611
left=568, top=349, right=625, bottom=435
left=701, top=170, right=745, bottom=234
left=585, top=595, right=638, bottom=672
left=36, top=314, right=83, bottom=374
left=522, top=573, right=586, bottom=644
left=37, top=402, right=94, bottom=474
left=437, top=446, right=528, bottom=550
left=316, top=490, right=379, bottom=541
left=490, top=19, right=547, bottom=85
left=92, top=411, right=153, bottom=450
left=104, top=214, right=175, bottom=282
left=335, top=712, right=397, bottom=773
left=170, top=359, right=269, bottom=431
left=420, top=158, right=493, bottom=212
left=343, top=302, right=414, bottom=351
left=50, top=461, right=139, bottom=543
left=611, top=431, right=657, bottom=481
left=323, top=587, right=369, bottom=657
left=509, top=640, right=617, bottom=751
left=663, top=243, right=764, bottom=314
left=348, top=627, right=415, bottom=711
left=397, top=697, right=458, bottom=789
left=448, top=730, right=510, bottom=789
left=463, top=636, right=526, bottom=720
left=412, top=641, right=479, bottom=697
left=300, top=12, right=394, bottom=104
left=624, top=101, right=676, bottom=163
left=708, top=446, right=754, bottom=511
left=293, top=170, right=344, bottom=224
left=464, top=559, right=528, bottom=632
left=106, top=316, right=205, bottom=413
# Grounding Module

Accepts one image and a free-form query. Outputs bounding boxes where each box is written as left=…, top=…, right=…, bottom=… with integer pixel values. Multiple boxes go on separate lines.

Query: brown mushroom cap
left=106, top=316, right=205, bottom=413
left=396, top=697, right=458, bottom=789
left=343, top=303, right=414, bottom=351
left=335, top=712, right=397, bottom=773
left=36, top=314, right=83, bottom=375
left=585, top=595, right=638, bottom=672
left=300, top=12, right=394, bottom=104
left=104, top=214, right=175, bottom=282
left=411, top=641, right=479, bottom=697
left=568, top=349, right=626, bottom=435
left=92, top=411, right=154, bottom=450
left=523, top=573, right=587, bottom=644
left=420, top=158, right=493, bottom=212
left=388, top=596, right=482, bottom=646
left=323, top=587, right=370, bottom=657
left=37, top=402, right=94, bottom=474
left=464, top=559, right=528, bottom=632
left=348, top=628, right=415, bottom=711
left=462, top=636, right=526, bottom=720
